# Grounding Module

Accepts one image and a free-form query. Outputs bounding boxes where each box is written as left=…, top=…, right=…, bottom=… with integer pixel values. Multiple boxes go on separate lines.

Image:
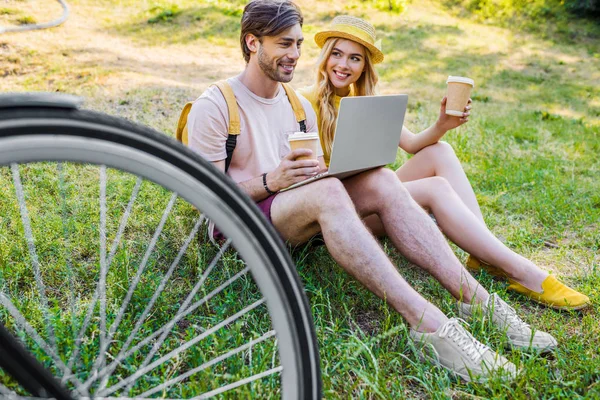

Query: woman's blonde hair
left=316, top=37, right=379, bottom=162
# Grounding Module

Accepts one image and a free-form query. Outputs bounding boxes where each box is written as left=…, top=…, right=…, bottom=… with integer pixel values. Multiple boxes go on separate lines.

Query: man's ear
left=245, top=33, right=260, bottom=54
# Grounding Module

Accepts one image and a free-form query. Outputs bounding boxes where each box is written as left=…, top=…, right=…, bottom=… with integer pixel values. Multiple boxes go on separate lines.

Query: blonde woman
left=298, top=15, right=589, bottom=310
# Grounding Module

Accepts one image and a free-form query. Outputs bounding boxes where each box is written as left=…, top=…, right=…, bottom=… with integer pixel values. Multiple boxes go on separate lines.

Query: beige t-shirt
left=188, top=76, right=322, bottom=184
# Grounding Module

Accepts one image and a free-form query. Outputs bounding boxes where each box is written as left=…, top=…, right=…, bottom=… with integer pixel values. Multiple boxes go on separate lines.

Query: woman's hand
left=436, top=96, right=471, bottom=133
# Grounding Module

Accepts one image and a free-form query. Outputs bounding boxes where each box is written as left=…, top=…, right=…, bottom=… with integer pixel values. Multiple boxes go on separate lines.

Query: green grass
left=16, top=15, right=36, bottom=25
left=112, top=1, right=245, bottom=46
left=1, top=0, right=599, bottom=398
left=0, top=8, right=18, bottom=15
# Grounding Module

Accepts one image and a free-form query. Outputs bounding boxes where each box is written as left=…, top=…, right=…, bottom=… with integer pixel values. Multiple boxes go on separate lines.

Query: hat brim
left=314, top=31, right=384, bottom=64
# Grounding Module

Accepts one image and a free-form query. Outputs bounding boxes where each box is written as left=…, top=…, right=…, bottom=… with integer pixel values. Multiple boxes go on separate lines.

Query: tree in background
left=445, top=0, right=599, bottom=22
left=565, top=0, right=600, bottom=18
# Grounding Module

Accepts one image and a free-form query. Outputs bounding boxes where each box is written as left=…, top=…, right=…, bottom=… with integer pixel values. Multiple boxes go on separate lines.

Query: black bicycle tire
left=0, top=324, right=73, bottom=400
left=0, top=105, right=321, bottom=399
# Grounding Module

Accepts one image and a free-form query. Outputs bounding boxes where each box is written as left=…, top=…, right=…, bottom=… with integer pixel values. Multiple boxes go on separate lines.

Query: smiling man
left=185, top=0, right=557, bottom=383
left=187, top=0, right=319, bottom=188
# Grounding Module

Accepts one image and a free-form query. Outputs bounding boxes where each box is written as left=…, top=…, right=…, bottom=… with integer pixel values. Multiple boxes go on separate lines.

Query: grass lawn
left=1, top=0, right=599, bottom=398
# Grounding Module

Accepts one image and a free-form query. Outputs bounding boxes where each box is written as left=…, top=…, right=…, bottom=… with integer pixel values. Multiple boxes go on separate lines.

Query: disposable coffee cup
left=446, top=76, right=474, bottom=117
left=288, top=131, right=319, bottom=161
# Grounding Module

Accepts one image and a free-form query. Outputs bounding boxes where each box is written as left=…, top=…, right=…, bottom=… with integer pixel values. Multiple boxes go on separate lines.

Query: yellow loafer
left=508, top=275, right=591, bottom=311
left=466, top=255, right=507, bottom=278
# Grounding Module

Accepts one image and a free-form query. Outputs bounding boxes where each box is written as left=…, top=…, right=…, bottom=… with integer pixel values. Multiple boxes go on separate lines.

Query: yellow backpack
left=176, top=80, right=307, bottom=173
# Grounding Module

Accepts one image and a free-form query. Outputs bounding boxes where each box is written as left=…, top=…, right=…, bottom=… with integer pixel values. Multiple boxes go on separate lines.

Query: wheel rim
left=0, top=131, right=317, bottom=398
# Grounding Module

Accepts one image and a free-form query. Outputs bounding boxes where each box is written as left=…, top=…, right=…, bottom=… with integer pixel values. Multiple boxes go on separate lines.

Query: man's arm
left=212, top=149, right=320, bottom=202
left=210, top=159, right=271, bottom=201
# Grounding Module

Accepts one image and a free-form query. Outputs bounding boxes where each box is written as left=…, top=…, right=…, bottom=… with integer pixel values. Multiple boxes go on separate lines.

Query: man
left=187, top=0, right=556, bottom=383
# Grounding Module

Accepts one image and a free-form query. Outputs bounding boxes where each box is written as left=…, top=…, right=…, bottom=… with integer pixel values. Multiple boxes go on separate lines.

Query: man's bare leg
left=342, top=168, right=489, bottom=305
left=271, top=177, right=447, bottom=332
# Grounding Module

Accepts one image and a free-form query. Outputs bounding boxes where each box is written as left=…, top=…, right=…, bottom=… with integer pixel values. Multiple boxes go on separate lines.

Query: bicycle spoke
left=111, top=209, right=203, bottom=352
left=105, top=190, right=178, bottom=339
left=138, top=330, right=276, bottom=398
left=194, top=366, right=283, bottom=399
left=91, top=190, right=177, bottom=379
left=124, top=237, right=231, bottom=391
left=0, top=293, right=87, bottom=395
left=93, top=213, right=204, bottom=392
left=105, top=177, right=143, bottom=268
left=57, top=163, right=78, bottom=340
left=98, top=166, right=108, bottom=375
left=67, top=177, right=148, bottom=373
left=98, top=298, right=267, bottom=397
left=10, top=163, right=57, bottom=352
left=87, top=261, right=248, bottom=392
left=271, top=337, right=279, bottom=370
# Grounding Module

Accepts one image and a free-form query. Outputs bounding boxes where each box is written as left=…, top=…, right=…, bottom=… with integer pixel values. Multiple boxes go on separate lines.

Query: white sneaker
left=410, top=318, right=517, bottom=383
left=459, top=293, right=558, bottom=353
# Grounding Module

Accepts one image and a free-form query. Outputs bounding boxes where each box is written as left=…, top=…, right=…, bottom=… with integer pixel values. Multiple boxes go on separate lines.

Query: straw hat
left=314, top=15, right=384, bottom=64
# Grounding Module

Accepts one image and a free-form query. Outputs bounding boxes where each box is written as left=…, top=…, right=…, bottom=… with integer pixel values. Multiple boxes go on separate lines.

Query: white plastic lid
left=446, top=76, right=475, bottom=87
left=288, top=131, right=319, bottom=141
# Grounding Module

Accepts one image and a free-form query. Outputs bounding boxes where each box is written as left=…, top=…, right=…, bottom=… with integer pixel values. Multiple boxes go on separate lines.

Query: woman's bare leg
left=364, top=177, right=548, bottom=292
left=396, top=141, right=485, bottom=224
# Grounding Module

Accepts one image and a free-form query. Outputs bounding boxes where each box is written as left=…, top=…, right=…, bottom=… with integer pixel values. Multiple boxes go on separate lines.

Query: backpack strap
left=212, top=80, right=241, bottom=173
left=175, top=80, right=240, bottom=173
left=282, top=83, right=307, bottom=132
left=175, top=102, right=193, bottom=145
left=177, top=81, right=306, bottom=174
left=213, top=80, right=241, bottom=135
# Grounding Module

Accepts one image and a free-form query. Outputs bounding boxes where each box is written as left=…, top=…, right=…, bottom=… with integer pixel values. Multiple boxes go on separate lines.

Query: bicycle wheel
left=0, top=93, right=321, bottom=399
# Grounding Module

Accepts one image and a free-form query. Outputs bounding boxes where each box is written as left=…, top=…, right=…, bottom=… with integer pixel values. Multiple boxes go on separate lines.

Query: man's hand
left=267, top=149, right=320, bottom=191
left=435, top=96, right=472, bottom=133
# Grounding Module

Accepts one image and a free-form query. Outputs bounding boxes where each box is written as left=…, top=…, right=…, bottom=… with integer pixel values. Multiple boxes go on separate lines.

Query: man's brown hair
left=240, top=0, right=303, bottom=63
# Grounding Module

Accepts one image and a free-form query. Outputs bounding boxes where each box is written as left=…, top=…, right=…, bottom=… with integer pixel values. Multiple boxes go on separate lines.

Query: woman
left=298, top=15, right=589, bottom=310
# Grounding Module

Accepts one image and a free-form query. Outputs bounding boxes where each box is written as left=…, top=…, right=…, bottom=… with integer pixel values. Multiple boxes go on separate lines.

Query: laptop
left=282, top=94, right=408, bottom=191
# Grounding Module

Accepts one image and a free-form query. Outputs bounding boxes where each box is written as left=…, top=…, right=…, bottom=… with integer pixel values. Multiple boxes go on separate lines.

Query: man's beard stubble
left=257, top=46, right=293, bottom=83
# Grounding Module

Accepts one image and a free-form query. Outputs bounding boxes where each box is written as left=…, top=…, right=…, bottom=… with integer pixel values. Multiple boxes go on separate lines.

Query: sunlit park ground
left=1, top=0, right=600, bottom=397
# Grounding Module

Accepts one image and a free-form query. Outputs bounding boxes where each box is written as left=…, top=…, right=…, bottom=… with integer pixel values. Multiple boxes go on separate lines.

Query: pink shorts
left=213, top=193, right=278, bottom=240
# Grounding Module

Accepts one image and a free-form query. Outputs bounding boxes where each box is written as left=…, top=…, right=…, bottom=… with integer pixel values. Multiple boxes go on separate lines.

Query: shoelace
left=439, top=318, right=489, bottom=362
left=490, top=294, right=530, bottom=331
